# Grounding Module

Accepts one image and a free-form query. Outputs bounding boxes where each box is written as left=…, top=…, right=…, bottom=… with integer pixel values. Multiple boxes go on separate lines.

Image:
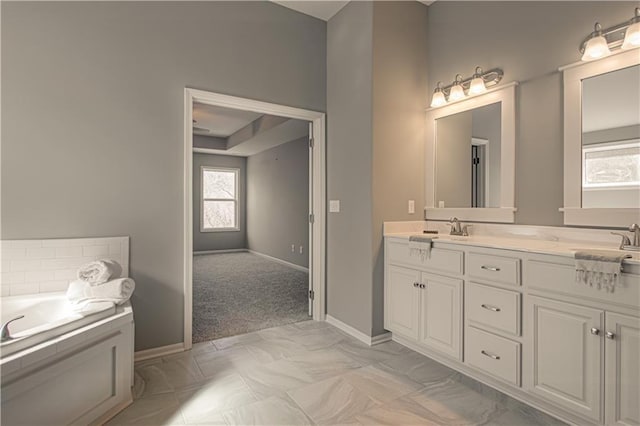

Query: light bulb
left=449, top=84, right=465, bottom=101
left=430, top=90, right=447, bottom=108
left=581, top=23, right=611, bottom=61
left=622, top=21, right=640, bottom=49
left=469, top=76, right=487, bottom=95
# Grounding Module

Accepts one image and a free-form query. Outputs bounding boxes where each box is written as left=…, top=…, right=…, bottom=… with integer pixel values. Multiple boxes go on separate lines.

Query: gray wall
left=193, top=153, right=247, bottom=252
left=1, top=1, right=326, bottom=351
left=246, top=137, right=309, bottom=268
left=327, top=1, right=375, bottom=336
left=371, top=1, right=429, bottom=336
left=327, top=1, right=428, bottom=337
left=427, top=1, right=633, bottom=226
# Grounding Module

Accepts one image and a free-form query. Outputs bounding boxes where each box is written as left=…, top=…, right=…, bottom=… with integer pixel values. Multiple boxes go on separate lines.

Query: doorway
left=183, top=89, right=326, bottom=350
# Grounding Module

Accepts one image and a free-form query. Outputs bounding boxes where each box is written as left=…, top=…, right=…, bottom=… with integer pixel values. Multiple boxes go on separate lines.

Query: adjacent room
left=190, top=102, right=312, bottom=342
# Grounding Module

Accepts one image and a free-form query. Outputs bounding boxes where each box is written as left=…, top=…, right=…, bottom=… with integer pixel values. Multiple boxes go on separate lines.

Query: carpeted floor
left=192, top=251, right=310, bottom=343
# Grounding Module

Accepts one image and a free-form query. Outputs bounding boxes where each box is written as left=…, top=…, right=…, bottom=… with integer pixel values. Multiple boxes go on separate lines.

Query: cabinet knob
left=590, top=327, right=600, bottom=335
left=420, top=283, right=426, bottom=289
left=413, top=282, right=419, bottom=288
left=606, top=331, right=616, bottom=340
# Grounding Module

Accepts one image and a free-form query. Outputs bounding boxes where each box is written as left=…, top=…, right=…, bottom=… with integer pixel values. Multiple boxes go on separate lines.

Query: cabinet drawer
left=466, top=282, right=521, bottom=336
left=468, top=252, right=520, bottom=286
left=466, top=326, right=520, bottom=386
left=387, top=239, right=463, bottom=275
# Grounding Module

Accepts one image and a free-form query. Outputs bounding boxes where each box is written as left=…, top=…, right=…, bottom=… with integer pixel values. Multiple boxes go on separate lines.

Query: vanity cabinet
left=384, top=235, right=640, bottom=426
left=384, top=239, right=463, bottom=360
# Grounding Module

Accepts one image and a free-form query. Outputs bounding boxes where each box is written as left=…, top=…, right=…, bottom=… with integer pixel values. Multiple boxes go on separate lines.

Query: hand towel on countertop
left=77, top=260, right=121, bottom=285
left=409, top=235, right=436, bottom=262
left=67, top=277, right=135, bottom=305
left=574, top=250, right=631, bottom=293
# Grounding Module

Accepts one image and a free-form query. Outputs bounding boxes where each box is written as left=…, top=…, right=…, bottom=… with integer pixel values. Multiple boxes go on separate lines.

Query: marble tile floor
left=107, top=321, right=566, bottom=426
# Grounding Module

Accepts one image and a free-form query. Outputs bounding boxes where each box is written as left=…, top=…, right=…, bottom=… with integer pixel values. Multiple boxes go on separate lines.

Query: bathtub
left=1, top=293, right=134, bottom=425
left=1, top=292, right=116, bottom=358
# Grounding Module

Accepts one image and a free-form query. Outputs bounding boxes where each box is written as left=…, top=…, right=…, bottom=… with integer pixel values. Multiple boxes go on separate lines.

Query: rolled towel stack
left=67, top=278, right=136, bottom=305
left=77, top=260, right=120, bottom=285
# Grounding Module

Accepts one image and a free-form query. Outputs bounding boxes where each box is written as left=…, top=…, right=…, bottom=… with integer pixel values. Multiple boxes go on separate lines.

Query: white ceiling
left=271, top=1, right=433, bottom=21
left=271, top=1, right=349, bottom=21
left=193, top=103, right=262, bottom=137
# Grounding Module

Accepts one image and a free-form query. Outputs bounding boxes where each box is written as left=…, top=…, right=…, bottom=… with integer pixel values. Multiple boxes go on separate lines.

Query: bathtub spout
left=1, top=315, right=25, bottom=342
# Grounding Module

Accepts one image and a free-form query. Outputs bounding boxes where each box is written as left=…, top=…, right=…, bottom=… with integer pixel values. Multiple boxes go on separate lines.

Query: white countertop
left=385, top=231, right=640, bottom=264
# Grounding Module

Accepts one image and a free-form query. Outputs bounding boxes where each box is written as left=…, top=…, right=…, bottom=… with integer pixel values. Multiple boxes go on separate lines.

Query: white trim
left=248, top=249, right=309, bottom=273
left=424, top=207, right=517, bottom=223
left=184, top=88, right=326, bottom=351
left=134, top=343, right=185, bottom=362
left=325, top=315, right=391, bottom=346
left=425, top=82, right=518, bottom=224
left=194, top=249, right=248, bottom=255
left=561, top=48, right=640, bottom=227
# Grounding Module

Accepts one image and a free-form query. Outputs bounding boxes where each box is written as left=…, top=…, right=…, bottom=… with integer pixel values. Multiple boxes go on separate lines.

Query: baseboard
left=325, top=315, right=391, bottom=346
left=247, top=250, right=309, bottom=273
left=194, top=249, right=248, bottom=255
left=134, top=343, right=185, bottom=362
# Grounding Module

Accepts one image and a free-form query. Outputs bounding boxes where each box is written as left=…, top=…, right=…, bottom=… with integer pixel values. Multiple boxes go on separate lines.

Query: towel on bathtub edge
left=67, top=277, right=135, bottom=305
left=77, top=259, right=122, bottom=285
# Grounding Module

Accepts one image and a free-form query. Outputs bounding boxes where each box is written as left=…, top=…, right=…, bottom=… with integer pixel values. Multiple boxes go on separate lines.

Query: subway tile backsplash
left=0, top=236, right=129, bottom=296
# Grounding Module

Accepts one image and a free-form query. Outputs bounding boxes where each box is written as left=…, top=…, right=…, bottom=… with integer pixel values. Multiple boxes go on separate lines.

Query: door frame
left=183, top=88, right=326, bottom=350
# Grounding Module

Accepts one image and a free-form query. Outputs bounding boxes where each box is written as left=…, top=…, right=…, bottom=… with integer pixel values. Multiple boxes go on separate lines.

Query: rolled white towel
left=77, top=260, right=121, bottom=285
left=67, top=277, right=135, bottom=305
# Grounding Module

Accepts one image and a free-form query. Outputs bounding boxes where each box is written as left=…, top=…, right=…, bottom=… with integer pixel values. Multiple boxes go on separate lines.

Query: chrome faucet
left=448, top=217, right=470, bottom=236
left=1, top=315, right=24, bottom=343
left=611, top=223, right=640, bottom=251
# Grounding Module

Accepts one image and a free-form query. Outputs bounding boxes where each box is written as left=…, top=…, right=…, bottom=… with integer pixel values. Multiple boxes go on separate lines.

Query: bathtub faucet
left=1, top=315, right=25, bottom=342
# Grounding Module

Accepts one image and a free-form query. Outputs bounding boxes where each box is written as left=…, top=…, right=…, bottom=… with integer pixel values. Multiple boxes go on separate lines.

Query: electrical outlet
left=408, top=200, right=415, bottom=214
left=438, top=200, right=445, bottom=208
left=291, top=244, right=295, bottom=252
left=299, top=246, right=304, bottom=254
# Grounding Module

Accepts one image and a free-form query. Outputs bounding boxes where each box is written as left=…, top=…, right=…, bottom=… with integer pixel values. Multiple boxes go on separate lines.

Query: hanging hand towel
left=408, top=235, right=435, bottom=262
left=574, top=250, right=631, bottom=293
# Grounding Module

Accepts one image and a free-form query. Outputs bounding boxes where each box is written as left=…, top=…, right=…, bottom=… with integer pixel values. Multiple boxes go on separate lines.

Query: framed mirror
left=425, top=83, right=517, bottom=223
left=561, top=49, right=640, bottom=227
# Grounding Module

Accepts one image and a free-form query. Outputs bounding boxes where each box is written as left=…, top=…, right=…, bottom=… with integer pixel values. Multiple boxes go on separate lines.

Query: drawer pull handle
left=481, top=265, right=501, bottom=272
left=481, top=350, right=500, bottom=360
left=481, top=304, right=501, bottom=312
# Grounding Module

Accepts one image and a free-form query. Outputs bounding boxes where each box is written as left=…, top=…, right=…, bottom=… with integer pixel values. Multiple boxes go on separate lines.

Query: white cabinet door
left=418, top=273, right=462, bottom=360
left=605, top=312, right=640, bottom=426
left=386, top=265, right=420, bottom=339
left=525, top=296, right=604, bottom=423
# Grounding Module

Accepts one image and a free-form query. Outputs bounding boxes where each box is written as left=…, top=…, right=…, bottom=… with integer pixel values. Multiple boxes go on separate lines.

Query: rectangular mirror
left=562, top=49, right=640, bottom=227
left=581, top=65, right=640, bottom=209
left=425, top=83, right=517, bottom=223
left=435, top=102, right=502, bottom=208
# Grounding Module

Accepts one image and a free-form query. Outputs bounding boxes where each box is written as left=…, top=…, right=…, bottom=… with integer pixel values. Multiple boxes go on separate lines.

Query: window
left=201, top=167, right=239, bottom=232
left=582, top=140, right=640, bottom=189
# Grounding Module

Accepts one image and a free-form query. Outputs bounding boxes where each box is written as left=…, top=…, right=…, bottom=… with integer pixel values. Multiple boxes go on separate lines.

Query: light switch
left=408, top=200, right=415, bottom=214
left=329, top=200, right=340, bottom=213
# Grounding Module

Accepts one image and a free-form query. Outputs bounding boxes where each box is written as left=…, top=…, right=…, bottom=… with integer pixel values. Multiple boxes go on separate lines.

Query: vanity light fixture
left=622, top=8, right=640, bottom=49
left=430, top=82, right=447, bottom=108
left=429, top=67, right=504, bottom=108
left=580, top=8, right=640, bottom=61
left=449, top=75, right=466, bottom=101
left=468, top=67, right=488, bottom=95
